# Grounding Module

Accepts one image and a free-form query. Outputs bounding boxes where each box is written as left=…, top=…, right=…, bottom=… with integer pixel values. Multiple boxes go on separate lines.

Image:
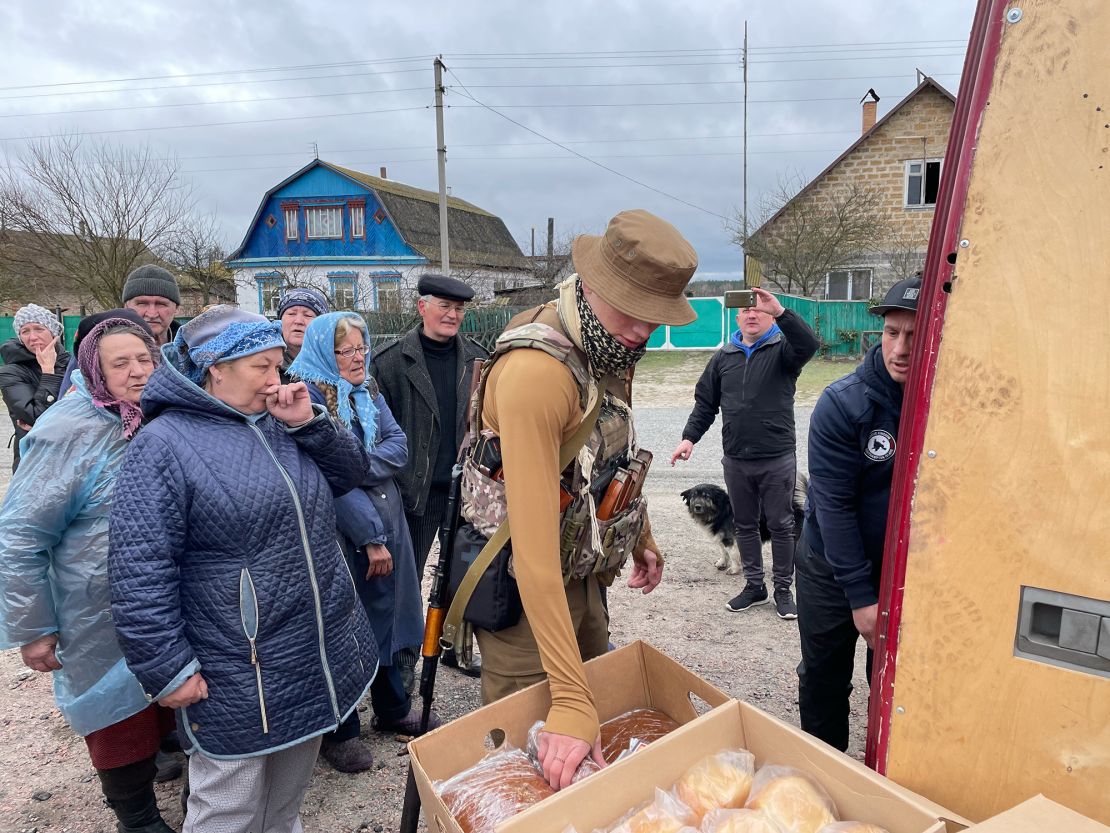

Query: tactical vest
left=459, top=306, right=647, bottom=584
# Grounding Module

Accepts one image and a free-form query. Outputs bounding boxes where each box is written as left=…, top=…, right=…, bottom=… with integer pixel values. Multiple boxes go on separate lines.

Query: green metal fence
left=0, top=296, right=879, bottom=361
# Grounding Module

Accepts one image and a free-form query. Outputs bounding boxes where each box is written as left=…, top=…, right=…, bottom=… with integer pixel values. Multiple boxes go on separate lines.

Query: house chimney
left=860, top=88, right=880, bottom=135
left=379, top=166, right=388, bottom=179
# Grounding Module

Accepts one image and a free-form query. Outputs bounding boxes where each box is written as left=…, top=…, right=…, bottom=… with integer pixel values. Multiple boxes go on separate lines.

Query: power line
left=458, top=72, right=960, bottom=89
left=444, top=67, right=729, bottom=221
left=0, top=55, right=433, bottom=93
left=0, top=105, right=429, bottom=142
left=448, top=96, right=881, bottom=109
left=0, top=86, right=429, bottom=120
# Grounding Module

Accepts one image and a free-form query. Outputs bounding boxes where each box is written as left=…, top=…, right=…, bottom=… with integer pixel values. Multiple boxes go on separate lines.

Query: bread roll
left=745, top=766, right=837, bottom=833
left=701, top=809, right=786, bottom=833
left=437, top=748, right=554, bottom=833
left=605, top=787, right=697, bottom=833
left=818, top=824, right=890, bottom=833
left=600, top=708, right=681, bottom=763
left=674, top=749, right=755, bottom=821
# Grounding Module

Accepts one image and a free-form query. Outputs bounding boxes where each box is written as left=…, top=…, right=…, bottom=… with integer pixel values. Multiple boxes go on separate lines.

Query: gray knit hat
left=14, top=303, right=64, bottom=338
left=122, top=264, right=181, bottom=305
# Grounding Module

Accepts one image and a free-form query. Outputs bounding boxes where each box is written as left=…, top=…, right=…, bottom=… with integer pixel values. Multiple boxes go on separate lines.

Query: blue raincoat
left=0, top=373, right=151, bottom=736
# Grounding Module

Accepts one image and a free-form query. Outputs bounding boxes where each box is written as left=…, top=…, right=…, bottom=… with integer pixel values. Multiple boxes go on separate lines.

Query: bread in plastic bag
left=600, top=708, right=681, bottom=764
left=602, top=786, right=698, bottom=833
left=673, top=748, right=756, bottom=821
left=817, top=824, right=890, bottom=833
left=701, top=808, right=786, bottom=833
left=744, top=765, right=838, bottom=833
left=526, top=720, right=603, bottom=784
left=436, top=746, right=555, bottom=833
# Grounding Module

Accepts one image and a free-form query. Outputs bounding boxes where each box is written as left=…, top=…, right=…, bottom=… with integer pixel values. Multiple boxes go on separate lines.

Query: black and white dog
left=680, top=472, right=809, bottom=574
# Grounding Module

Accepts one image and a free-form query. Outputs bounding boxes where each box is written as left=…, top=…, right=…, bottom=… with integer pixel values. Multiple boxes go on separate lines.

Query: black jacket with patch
left=682, top=309, right=819, bottom=460
left=0, top=338, right=71, bottom=471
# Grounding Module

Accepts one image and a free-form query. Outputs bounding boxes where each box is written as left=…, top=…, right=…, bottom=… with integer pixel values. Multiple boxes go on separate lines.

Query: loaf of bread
left=437, top=748, right=555, bottom=833
left=701, top=808, right=787, bottom=833
left=600, top=708, right=681, bottom=763
left=605, top=787, right=697, bottom=833
left=818, top=824, right=890, bottom=833
left=673, top=749, right=756, bottom=821
left=745, top=766, right=838, bottom=833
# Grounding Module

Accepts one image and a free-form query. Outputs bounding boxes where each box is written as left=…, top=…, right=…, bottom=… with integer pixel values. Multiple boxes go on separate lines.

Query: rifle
left=399, top=359, right=484, bottom=833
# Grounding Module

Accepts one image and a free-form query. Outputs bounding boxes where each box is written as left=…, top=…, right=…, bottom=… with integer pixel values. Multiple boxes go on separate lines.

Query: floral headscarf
left=287, top=312, right=377, bottom=449
left=77, top=318, right=160, bottom=439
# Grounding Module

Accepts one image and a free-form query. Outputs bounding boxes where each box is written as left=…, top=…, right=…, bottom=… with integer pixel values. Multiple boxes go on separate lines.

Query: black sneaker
left=725, top=583, right=769, bottom=612
left=774, top=587, right=798, bottom=620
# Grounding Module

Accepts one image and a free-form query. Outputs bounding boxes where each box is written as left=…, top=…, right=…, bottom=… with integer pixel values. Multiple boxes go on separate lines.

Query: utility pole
left=434, top=56, right=450, bottom=272
left=742, top=20, right=749, bottom=286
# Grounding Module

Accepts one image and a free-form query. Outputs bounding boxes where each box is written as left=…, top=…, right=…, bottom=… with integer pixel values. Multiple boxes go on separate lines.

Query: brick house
left=750, top=77, right=955, bottom=301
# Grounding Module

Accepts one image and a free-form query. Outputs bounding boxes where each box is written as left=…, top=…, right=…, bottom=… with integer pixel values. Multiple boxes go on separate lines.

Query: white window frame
left=283, top=207, right=298, bottom=241
left=372, top=273, right=402, bottom=311
left=328, top=275, right=358, bottom=310
left=904, top=158, right=943, bottom=208
left=258, top=276, right=284, bottom=316
left=350, top=204, right=365, bottom=239
left=305, top=205, right=344, bottom=239
left=824, top=268, right=873, bottom=301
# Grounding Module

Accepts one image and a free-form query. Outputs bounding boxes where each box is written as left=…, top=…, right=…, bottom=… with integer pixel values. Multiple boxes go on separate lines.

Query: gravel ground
left=0, top=356, right=868, bottom=833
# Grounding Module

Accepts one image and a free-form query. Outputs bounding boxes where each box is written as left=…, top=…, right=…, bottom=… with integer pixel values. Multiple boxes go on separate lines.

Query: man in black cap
left=122, top=264, right=181, bottom=346
left=795, top=274, right=920, bottom=751
left=371, top=274, right=488, bottom=680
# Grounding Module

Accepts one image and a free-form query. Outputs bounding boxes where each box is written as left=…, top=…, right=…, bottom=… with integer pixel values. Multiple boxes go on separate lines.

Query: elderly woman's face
left=19, top=323, right=55, bottom=353
left=207, top=347, right=284, bottom=415
left=280, top=305, right=317, bottom=352
left=335, top=326, right=368, bottom=387
left=99, top=332, right=156, bottom=405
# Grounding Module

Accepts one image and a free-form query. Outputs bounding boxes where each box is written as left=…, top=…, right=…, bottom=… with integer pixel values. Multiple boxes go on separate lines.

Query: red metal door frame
left=865, top=0, right=1011, bottom=772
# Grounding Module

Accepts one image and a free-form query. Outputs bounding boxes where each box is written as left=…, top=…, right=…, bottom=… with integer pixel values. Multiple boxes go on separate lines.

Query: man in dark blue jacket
left=673, top=287, right=819, bottom=619
left=796, top=275, right=920, bottom=751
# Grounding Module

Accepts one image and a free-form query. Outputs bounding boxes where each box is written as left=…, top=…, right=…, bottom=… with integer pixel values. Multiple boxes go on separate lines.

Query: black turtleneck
left=419, top=330, right=459, bottom=486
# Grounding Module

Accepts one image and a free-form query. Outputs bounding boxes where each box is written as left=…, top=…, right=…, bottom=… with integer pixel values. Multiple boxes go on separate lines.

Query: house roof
left=751, top=77, right=956, bottom=239
left=228, top=159, right=526, bottom=270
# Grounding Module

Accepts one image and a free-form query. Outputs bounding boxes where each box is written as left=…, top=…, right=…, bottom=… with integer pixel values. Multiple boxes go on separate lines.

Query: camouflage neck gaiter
left=575, top=278, right=647, bottom=379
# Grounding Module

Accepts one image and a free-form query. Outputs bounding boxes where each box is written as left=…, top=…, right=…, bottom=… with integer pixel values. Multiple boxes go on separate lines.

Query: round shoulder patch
left=864, top=429, right=896, bottom=462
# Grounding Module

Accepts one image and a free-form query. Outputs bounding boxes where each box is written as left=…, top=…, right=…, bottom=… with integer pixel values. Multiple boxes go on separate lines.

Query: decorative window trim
left=283, top=206, right=299, bottom=241
left=349, top=201, right=366, bottom=239
left=328, top=274, right=358, bottom=310
left=370, top=271, right=402, bottom=310
left=257, top=274, right=285, bottom=316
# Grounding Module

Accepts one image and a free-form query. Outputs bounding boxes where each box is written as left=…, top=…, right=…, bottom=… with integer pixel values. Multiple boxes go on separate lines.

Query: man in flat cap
left=449, top=209, right=698, bottom=791
left=371, top=274, right=488, bottom=681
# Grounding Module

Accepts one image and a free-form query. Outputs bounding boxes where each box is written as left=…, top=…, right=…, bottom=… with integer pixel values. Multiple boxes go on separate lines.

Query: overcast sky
left=0, top=1, right=975, bottom=280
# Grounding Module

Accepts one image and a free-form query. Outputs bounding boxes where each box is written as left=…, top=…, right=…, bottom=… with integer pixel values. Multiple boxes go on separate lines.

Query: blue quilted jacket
left=107, top=352, right=379, bottom=759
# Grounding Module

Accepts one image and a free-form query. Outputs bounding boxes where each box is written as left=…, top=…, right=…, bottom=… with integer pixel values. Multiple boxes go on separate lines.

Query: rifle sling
left=439, top=390, right=605, bottom=651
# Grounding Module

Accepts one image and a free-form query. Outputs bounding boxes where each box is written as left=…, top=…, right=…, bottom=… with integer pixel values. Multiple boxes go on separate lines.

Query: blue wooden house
left=227, top=160, right=529, bottom=314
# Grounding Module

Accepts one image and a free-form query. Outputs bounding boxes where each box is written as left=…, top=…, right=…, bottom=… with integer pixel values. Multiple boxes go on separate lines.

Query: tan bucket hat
left=571, top=209, right=698, bottom=326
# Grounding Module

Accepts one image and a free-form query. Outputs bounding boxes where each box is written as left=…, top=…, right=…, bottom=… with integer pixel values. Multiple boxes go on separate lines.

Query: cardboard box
left=409, top=641, right=729, bottom=833
left=962, top=795, right=1109, bottom=832
left=503, top=701, right=966, bottom=833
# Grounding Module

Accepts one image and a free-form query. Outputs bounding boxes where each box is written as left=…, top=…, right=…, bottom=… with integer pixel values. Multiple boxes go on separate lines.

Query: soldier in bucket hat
left=457, top=209, right=698, bottom=791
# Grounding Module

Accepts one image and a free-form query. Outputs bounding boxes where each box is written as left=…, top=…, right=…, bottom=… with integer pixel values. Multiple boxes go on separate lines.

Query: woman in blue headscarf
left=289, top=311, right=433, bottom=774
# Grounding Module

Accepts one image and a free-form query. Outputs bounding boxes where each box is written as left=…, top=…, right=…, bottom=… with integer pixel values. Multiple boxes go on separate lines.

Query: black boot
left=97, top=757, right=175, bottom=833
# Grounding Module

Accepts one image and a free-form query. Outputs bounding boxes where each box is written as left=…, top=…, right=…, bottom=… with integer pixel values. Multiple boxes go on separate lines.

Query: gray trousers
left=721, top=452, right=797, bottom=590
left=183, top=736, right=322, bottom=833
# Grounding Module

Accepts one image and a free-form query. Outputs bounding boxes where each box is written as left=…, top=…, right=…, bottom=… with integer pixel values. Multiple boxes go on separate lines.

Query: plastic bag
left=744, top=765, right=838, bottom=833
left=673, top=748, right=756, bottom=822
left=601, top=787, right=698, bottom=833
left=435, top=745, right=555, bottom=833
left=599, top=708, right=681, bottom=764
left=817, top=824, right=890, bottom=833
left=701, top=808, right=786, bottom=833
left=526, top=720, right=603, bottom=784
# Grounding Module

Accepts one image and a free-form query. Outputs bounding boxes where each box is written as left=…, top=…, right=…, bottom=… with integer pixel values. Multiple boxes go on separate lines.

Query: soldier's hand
left=670, top=439, right=694, bottom=466
left=628, top=549, right=663, bottom=594
left=536, top=729, right=606, bottom=791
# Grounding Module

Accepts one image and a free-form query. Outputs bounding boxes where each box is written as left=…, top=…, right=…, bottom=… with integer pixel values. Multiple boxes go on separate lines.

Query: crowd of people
left=0, top=211, right=922, bottom=832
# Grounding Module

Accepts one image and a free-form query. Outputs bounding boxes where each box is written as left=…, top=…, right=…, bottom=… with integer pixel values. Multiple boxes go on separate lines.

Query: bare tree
left=160, top=213, right=234, bottom=307
left=733, top=173, right=888, bottom=296
left=883, top=226, right=929, bottom=282
left=0, top=135, right=194, bottom=308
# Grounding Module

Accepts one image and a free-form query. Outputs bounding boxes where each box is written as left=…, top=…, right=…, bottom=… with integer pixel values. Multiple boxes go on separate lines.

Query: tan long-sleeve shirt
left=482, top=347, right=658, bottom=744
